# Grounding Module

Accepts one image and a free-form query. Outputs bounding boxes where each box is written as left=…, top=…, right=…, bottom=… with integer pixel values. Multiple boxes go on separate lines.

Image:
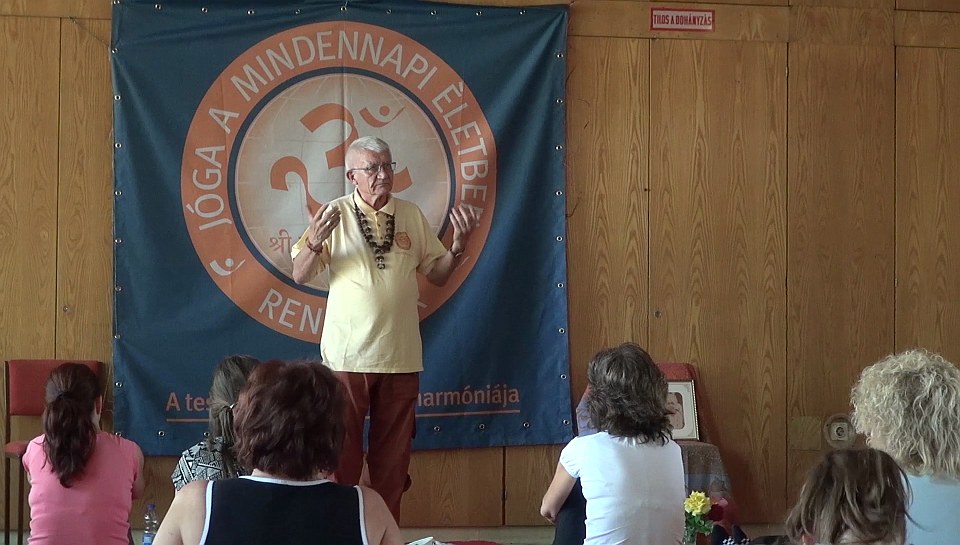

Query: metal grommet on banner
left=158, top=430, right=166, bottom=437
left=478, top=423, right=486, bottom=431
left=154, top=4, right=161, bottom=10
left=558, top=327, right=566, bottom=334
left=113, top=334, right=121, bottom=340
left=385, top=9, right=391, bottom=14
left=340, top=5, right=347, bottom=12
left=295, top=9, right=301, bottom=14
left=560, top=373, right=567, bottom=380
left=111, top=47, right=118, bottom=54
left=432, top=425, right=441, bottom=432
left=556, top=190, right=563, bottom=196
left=519, top=9, right=526, bottom=15
left=556, top=98, right=564, bottom=104
left=247, top=9, right=255, bottom=15
left=475, top=10, right=482, bottom=16
left=115, top=286, right=122, bottom=292
left=522, top=421, right=531, bottom=429
left=557, top=52, right=565, bottom=59
left=115, top=381, right=122, bottom=388
left=555, top=144, right=563, bottom=151
left=112, top=0, right=120, bottom=4
left=430, top=10, right=437, bottom=16
left=557, top=282, right=564, bottom=288
left=115, top=142, right=122, bottom=149
left=556, top=235, right=563, bottom=242
left=202, top=431, right=210, bottom=438
left=562, top=419, right=570, bottom=426
left=114, top=94, right=121, bottom=101
left=115, top=190, right=122, bottom=197
left=114, top=238, right=122, bottom=244
left=201, top=7, right=208, bottom=13
left=114, top=431, right=123, bottom=437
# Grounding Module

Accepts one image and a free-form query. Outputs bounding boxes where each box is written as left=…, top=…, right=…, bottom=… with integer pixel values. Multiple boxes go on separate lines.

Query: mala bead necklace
left=353, top=200, right=395, bottom=269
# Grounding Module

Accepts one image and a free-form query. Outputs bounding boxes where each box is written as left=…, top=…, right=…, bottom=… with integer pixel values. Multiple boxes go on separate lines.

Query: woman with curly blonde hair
left=850, top=348, right=960, bottom=545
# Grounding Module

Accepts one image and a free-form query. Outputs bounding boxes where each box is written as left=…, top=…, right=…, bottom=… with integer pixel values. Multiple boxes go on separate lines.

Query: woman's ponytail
left=42, top=364, right=100, bottom=487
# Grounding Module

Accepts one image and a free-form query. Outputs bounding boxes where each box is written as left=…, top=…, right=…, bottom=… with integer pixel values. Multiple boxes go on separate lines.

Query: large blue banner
left=111, top=0, right=571, bottom=455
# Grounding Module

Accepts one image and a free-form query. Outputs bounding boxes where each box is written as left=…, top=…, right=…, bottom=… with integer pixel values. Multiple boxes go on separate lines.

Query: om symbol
left=268, top=103, right=415, bottom=217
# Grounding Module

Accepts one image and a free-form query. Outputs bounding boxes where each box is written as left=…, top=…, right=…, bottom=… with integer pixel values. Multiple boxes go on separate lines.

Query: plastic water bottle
left=143, top=503, right=159, bottom=545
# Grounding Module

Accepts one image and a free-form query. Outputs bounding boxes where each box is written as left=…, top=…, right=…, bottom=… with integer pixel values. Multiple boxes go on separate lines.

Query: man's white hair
left=348, top=136, right=390, bottom=156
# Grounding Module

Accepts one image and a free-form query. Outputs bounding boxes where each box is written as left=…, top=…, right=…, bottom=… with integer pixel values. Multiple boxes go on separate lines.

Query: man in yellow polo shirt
left=291, top=136, right=479, bottom=521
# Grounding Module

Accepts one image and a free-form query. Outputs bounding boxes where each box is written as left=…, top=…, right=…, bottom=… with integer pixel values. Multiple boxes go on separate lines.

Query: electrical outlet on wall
left=829, top=421, right=851, bottom=442
left=824, top=414, right=856, bottom=448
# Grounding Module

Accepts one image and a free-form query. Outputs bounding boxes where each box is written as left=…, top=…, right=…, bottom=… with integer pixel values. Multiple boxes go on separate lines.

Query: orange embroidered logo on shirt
left=395, top=232, right=412, bottom=250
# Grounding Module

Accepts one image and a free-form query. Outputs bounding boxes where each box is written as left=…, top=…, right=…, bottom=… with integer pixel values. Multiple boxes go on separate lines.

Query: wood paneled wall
left=786, top=8, right=896, bottom=498
left=1, top=14, right=62, bottom=530
left=566, top=35, right=650, bottom=400
left=2, top=0, right=960, bottom=529
left=895, top=47, right=960, bottom=361
left=649, top=37, right=787, bottom=519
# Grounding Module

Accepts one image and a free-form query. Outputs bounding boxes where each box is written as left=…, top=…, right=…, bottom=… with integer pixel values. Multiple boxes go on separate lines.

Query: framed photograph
left=667, top=380, right=699, bottom=440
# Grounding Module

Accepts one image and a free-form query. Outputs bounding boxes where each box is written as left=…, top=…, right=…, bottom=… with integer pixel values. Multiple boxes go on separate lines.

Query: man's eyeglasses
left=348, top=162, right=396, bottom=176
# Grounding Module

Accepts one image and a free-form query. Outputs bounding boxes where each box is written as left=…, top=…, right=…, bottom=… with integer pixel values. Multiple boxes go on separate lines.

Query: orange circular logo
left=181, top=22, right=496, bottom=342
left=395, top=232, right=412, bottom=250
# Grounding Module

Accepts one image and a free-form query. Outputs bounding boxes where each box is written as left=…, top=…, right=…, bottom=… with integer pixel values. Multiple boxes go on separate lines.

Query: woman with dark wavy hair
left=155, top=360, right=401, bottom=545
left=23, top=363, right=145, bottom=545
left=540, top=343, right=685, bottom=545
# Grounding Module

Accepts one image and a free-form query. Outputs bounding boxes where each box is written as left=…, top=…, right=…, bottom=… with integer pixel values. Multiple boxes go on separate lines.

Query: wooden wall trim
left=570, top=2, right=789, bottom=42
left=401, top=449, right=505, bottom=526
left=5, top=0, right=960, bottom=48
left=896, top=10, right=960, bottom=48
left=0, top=0, right=110, bottom=19
left=568, top=4, right=957, bottom=48
left=897, top=0, right=960, bottom=12
left=654, top=0, right=786, bottom=6
left=791, top=0, right=892, bottom=8
left=790, top=6, right=893, bottom=45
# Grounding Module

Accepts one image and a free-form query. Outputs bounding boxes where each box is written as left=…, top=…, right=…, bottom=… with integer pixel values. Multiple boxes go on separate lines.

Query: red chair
left=3, top=359, right=102, bottom=545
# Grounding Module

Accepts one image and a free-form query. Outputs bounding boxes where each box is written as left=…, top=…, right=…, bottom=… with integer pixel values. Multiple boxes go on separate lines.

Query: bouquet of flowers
left=682, top=490, right=725, bottom=544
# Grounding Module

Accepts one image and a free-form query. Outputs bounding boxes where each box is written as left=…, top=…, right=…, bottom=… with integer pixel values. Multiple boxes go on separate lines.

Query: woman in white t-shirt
left=540, top=343, right=685, bottom=545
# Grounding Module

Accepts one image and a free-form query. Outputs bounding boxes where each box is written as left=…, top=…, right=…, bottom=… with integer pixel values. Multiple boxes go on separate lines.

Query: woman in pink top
left=23, top=363, right=145, bottom=545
